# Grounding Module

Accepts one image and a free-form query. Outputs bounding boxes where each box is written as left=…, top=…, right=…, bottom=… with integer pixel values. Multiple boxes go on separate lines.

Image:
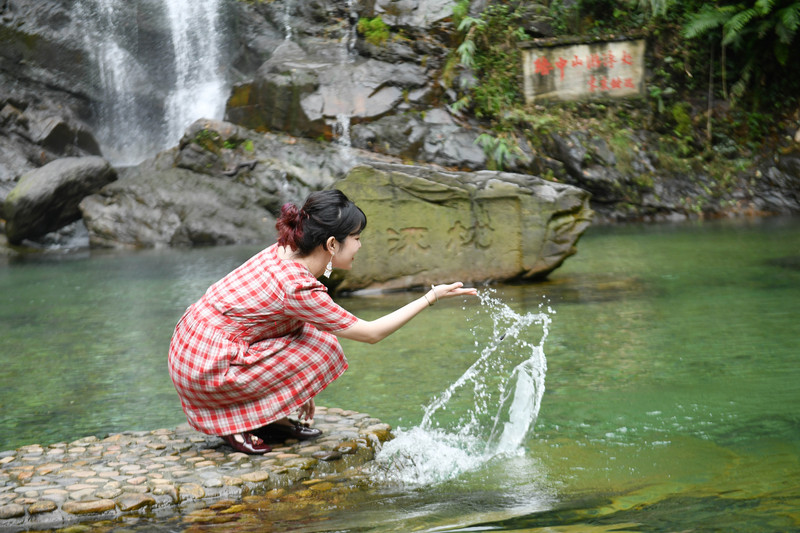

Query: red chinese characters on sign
left=589, top=76, right=636, bottom=93
left=532, top=45, right=638, bottom=93
left=534, top=56, right=554, bottom=76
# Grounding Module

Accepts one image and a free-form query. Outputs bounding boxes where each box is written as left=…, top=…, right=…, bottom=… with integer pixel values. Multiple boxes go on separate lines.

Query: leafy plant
left=475, top=132, right=524, bottom=170
left=357, top=16, right=390, bottom=46
left=448, top=3, right=525, bottom=119
left=683, top=1, right=800, bottom=104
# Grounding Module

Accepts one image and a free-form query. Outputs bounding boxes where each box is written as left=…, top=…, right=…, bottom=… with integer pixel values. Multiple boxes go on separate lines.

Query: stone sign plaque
left=521, top=39, right=646, bottom=103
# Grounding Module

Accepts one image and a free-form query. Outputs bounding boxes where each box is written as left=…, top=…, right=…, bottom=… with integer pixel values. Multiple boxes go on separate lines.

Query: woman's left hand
left=299, top=398, right=315, bottom=421
left=431, top=282, right=478, bottom=302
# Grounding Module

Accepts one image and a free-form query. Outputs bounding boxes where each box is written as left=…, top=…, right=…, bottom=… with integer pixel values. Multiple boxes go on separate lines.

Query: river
left=1, top=215, right=798, bottom=531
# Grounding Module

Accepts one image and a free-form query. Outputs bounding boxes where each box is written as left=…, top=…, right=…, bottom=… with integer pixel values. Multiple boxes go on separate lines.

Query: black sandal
left=252, top=419, right=322, bottom=442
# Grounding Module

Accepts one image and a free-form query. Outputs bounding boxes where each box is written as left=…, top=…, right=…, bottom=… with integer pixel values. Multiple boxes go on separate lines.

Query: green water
left=1, top=216, right=799, bottom=531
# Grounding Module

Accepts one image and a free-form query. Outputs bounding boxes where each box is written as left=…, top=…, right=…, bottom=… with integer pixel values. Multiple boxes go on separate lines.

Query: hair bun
left=276, top=203, right=306, bottom=248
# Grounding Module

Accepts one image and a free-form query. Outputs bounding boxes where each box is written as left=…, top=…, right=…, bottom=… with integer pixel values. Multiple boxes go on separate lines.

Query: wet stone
left=116, top=493, right=155, bottom=512
left=62, top=499, right=116, bottom=515
left=0, top=503, right=25, bottom=518
left=0, top=408, right=390, bottom=530
left=28, top=499, right=58, bottom=514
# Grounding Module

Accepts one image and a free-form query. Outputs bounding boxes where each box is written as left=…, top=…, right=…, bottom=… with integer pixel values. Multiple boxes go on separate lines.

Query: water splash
left=343, top=0, right=359, bottom=62
left=373, top=290, right=551, bottom=485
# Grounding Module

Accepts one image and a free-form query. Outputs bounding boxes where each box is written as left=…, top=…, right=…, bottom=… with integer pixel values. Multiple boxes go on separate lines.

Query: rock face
left=174, top=118, right=358, bottom=211
left=3, top=157, right=116, bottom=244
left=226, top=40, right=430, bottom=141
left=79, top=159, right=276, bottom=249
left=0, top=0, right=102, bottom=202
left=333, top=163, right=593, bottom=291
left=350, top=110, right=488, bottom=169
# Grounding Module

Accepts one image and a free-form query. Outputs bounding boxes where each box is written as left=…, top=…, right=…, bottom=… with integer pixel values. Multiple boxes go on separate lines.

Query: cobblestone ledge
left=0, top=406, right=393, bottom=532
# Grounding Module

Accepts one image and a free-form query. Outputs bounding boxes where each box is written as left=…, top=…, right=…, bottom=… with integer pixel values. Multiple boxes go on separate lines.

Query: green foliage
left=682, top=1, right=800, bottom=104
left=548, top=0, right=665, bottom=35
left=475, top=132, right=524, bottom=170
left=357, top=16, right=390, bottom=46
left=195, top=129, right=254, bottom=153
left=449, top=3, right=525, bottom=119
left=670, top=102, right=693, bottom=138
left=193, top=129, right=222, bottom=153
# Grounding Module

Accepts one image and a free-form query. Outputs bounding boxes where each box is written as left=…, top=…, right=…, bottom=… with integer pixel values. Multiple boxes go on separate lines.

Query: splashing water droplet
left=372, top=289, right=550, bottom=485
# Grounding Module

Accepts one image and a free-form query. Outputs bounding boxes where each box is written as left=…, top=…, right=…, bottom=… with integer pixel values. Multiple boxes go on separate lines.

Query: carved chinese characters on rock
left=446, top=209, right=494, bottom=252
left=522, top=39, right=646, bottom=103
left=387, top=227, right=430, bottom=255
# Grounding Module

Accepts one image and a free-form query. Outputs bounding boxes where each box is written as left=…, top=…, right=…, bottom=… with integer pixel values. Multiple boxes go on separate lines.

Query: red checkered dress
left=168, top=243, right=358, bottom=436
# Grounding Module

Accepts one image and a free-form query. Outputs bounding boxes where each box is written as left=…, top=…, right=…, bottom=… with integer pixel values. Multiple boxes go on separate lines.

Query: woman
left=168, top=189, right=477, bottom=454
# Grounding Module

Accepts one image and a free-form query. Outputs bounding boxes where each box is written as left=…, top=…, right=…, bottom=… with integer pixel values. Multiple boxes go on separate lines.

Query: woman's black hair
left=276, top=190, right=367, bottom=255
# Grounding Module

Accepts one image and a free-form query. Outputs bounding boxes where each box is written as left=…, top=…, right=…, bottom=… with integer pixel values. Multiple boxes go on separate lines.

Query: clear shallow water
left=1, top=216, right=799, bottom=531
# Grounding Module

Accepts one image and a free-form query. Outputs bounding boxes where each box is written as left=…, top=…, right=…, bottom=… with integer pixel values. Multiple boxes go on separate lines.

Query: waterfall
left=334, top=112, right=355, bottom=163
left=331, top=0, right=358, bottom=161
left=163, top=0, right=227, bottom=147
left=75, top=0, right=228, bottom=166
left=283, top=0, right=294, bottom=40
left=372, top=290, right=551, bottom=485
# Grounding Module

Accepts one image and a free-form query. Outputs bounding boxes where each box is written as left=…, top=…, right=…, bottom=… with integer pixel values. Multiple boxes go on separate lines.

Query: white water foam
left=373, top=290, right=552, bottom=486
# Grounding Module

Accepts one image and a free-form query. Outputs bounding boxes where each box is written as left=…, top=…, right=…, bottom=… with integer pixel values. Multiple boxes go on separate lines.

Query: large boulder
left=3, top=156, right=116, bottom=244
left=79, top=161, right=277, bottom=248
left=333, top=163, right=593, bottom=291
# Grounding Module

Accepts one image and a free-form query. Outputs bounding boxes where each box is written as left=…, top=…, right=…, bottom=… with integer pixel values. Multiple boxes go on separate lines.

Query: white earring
left=323, top=255, right=333, bottom=278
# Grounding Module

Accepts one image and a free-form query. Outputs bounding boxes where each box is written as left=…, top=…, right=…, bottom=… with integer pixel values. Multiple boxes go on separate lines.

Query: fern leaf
left=755, top=0, right=775, bottom=16
left=683, top=5, right=734, bottom=38
left=724, top=8, right=757, bottom=38
left=457, top=39, right=476, bottom=68
left=778, top=3, right=800, bottom=33
left=457, top=16, right=484, bottom=32
left=774, top=39, right=790, bottom=64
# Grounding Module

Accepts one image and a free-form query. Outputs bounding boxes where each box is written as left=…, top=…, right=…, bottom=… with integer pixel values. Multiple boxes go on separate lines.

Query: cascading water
left=74, top=0, right=228, bottom=166
left=283, top=0, right=295, bottom=40
left=163, top=0, right=227, bottom=147
left=373, top=290, right=551, bottom=485
left=330, top=0, right=358, bottom=160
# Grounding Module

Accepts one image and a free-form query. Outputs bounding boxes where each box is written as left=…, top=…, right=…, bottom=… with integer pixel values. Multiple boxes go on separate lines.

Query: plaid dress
left=168, top=243, right=358, bottom=436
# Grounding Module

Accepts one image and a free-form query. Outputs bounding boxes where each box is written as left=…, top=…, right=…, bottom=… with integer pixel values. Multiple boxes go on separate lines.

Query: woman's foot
left=221, top=432, right=272, bottom=455
left=253, top=419, right=322, bottom=443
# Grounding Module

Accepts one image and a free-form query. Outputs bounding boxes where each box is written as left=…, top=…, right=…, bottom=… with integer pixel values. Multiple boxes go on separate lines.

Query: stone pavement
left=0, top=406, right=392, bottom=531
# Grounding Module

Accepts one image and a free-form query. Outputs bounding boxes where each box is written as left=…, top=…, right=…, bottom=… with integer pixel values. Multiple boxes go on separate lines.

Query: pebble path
left=0, top=406, right=393, bottom=532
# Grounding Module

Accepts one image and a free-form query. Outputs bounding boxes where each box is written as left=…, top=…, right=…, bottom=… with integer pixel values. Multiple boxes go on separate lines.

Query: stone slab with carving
left=333, top=163, right=593, bottom=292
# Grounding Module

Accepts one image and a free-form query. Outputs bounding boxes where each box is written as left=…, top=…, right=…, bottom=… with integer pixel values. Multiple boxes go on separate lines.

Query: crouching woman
left=168, top=189, right=476, bottom=454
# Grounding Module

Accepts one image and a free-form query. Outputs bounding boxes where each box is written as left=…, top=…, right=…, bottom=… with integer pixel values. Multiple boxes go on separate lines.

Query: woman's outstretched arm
left=335, top=282, right=477, bottom=344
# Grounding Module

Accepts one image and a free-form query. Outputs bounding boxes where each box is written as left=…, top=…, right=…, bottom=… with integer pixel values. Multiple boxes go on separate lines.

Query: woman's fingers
left=299, top=398, right=315, bottom=421
left=435, top=282, right=478, bottom=299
